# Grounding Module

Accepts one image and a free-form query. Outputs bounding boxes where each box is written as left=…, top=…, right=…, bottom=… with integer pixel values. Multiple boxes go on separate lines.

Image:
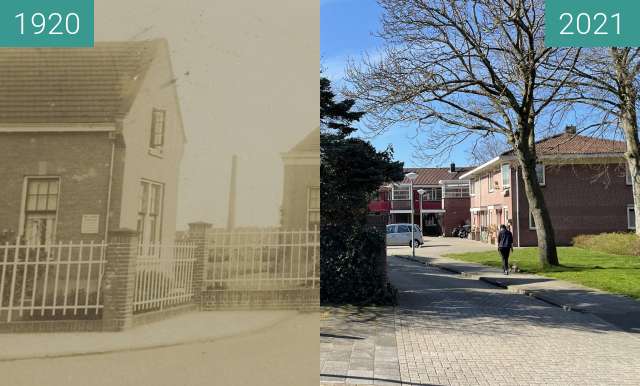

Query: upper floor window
left=626, top=165, right=633, bottom=186
left=469, top=178, right=475, bottom=195
left=149, top=109, right=166, bottom=153
left=442, top=183, right=469, bottom=198
left=536, top=163, right=545, bottom=186
left=488, top=172, right=494, bottom=192
left=501, top=164, right=511, bottom=188
left=424, top=187, right=442, bottom=201
left=307, top=187, right=320, bottom=230
left=23, top=177, right=60, bottom=245
left=392, top=185, right=411, bottom=200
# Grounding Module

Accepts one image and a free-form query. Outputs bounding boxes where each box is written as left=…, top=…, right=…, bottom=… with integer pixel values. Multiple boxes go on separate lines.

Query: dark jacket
left=497, top=228, right=513, bottom=249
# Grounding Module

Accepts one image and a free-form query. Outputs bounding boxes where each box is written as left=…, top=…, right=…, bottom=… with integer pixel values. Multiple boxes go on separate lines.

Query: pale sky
left=95, top=0, right=319, bottom=230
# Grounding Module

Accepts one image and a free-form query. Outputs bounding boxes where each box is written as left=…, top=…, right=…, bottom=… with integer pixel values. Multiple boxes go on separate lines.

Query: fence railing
left=133, top=242, right=196, bottom=314
left=204, top=228, right=320, bottom=291
left=0, top=241, right=107, bottom=322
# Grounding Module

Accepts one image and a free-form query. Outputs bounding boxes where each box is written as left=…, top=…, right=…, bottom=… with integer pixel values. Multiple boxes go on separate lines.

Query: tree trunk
left=515, top=141, right=559, bottom=267
left=620, top=110, right=640, bottom=236
left=611, top=48, right=640, bottom=236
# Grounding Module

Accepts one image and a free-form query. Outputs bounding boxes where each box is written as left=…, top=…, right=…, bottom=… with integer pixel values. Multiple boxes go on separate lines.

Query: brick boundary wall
left=132, top=303, right=198, bottom=327
left=201, top=288, right=320, bottom=311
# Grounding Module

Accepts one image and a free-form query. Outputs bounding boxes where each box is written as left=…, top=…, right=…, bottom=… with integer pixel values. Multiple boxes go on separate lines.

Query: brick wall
left=442, top=197, right=470, bottom=236
left=0, top=132, right=114, bottom=242
left=515, top=163, right=633, bottom=246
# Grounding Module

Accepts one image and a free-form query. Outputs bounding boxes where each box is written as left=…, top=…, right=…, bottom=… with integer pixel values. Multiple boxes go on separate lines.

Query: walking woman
left=497, top=224, right=513, bottom=275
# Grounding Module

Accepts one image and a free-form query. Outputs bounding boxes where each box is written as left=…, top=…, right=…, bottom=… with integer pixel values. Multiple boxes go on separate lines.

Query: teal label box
left=546, top=0, right=640, bottom=47
left=0, top=0, right=94, bottom=47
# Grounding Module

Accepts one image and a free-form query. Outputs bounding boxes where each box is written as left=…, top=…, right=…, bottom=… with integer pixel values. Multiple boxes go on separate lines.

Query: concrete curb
left=394, top=254, right=581, bottom=313
left=0, top=311, right=300, bottom=362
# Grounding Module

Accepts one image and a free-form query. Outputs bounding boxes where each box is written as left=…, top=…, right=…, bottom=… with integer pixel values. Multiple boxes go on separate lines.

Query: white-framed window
left=628, top=205, right=636, bottom=230
left=529, top=211, right=536, bottom=230
left=307, top=186, right=320, bottom=230
left=392, top=184, right=411, bottom=200
left=501, top=163, right=511, bottom=188
left=469, top=178, right=476, bottom=195
left=536, top=163, right=545, bottom=186
left=137, top=180, right=164, bottom=246
left=488, top=172, right=494, bottom=192
left=487, top=210, right=492, bottom=227
left=149, top=109, right=166, bottom=153
left=22, top=177, right=60, bottom=245
left=626, top=165, right=633, bottom=186
left=424, top=187, right=442, bottom=201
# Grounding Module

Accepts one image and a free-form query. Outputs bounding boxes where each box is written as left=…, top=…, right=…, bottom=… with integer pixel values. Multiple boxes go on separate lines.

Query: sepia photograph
left=0, top=1, right=319, bottom=385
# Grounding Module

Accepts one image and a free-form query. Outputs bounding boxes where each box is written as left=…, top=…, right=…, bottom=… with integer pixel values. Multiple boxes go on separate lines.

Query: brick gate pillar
left=102, top=229, right=138, bottom=331
left=188, top=222, right=212, bottom=308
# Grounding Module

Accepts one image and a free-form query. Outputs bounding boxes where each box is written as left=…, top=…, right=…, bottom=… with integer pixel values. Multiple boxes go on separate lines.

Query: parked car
left=386, top=223, right=424, bottom=247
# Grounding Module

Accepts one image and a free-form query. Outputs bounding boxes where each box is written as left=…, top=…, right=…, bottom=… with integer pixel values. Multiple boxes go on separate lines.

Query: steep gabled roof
left=288, top=127, right=320, bottom=153
left=401, top=167, right=472, bottom=185
left=0, top=41, right=160, bottom=124
left=502, top=133, right=625, bottom=156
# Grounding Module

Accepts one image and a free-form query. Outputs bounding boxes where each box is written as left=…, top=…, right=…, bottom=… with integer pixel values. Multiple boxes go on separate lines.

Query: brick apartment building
left=460, top=127, right=634, bottom=246
left=280, top=127, right=320, bottom=230
left=368, top=165, right=472, bottom=236
left=0, top=40, right=185, bottom=245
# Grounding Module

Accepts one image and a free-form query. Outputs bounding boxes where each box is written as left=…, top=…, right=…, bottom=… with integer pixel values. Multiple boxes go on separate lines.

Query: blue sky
left=321, top=0, right=474, bottom=168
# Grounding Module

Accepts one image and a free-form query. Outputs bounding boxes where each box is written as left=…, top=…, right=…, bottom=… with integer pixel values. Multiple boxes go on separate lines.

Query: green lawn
left=445, top=247, right=640, bottom=299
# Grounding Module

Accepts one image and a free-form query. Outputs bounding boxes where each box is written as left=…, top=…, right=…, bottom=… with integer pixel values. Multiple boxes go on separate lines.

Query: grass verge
left=445, top=247, right=640, bottom=299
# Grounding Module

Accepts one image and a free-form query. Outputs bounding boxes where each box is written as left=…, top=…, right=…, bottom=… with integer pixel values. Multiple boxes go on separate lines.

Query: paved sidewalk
left=321, top=255, right=640, bottom=385
left=321, top=306, right=400, bottom=385
left=0, top=310, right=298, bottom=361
left=390, top=237, right=640, bottom=333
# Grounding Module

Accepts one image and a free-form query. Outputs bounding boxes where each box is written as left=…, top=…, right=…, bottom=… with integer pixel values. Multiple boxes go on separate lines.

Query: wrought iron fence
left=204, top=228, right=320, bottom=292
left=0, top=241, right=107, bottom=322
left=133, top=242, right=196, bottom=314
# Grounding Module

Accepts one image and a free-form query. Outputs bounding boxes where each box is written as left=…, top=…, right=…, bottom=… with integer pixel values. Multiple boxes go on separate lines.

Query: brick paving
left=321, top=254, right=640, bottom=386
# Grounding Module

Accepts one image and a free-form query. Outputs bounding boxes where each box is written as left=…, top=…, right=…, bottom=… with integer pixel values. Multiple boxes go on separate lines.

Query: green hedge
left=573, top=232, right=640, bottom=256
left=320, top=224, right=397, bottom=305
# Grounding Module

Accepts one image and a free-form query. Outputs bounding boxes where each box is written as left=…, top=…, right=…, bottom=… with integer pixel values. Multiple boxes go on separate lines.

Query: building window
left=149, top=109, right=166, bottom=152
left=442, top=183, right=469, bottom=198
left=626, top=165, right=633, bottom=186
left=424, top=187, right=443, bottom=201
left=536, top=163, right=545, bottom=186
left=138, top=180, right=164, bottom=246
left=469, top=178, right=475, bottom=195
left=504, top=208, right=509, bottom=226
left=307, top=187, right=320, bottom=229
left=501, top=163, right=511, bottom=188
left=628, top=205, right=636, bottom=230
left=488, top=172, right=494, bottom=192
left=23, top=178, right=60, bottom=245
left=392, top=185, right=411, bottom=200
left=529, top=211, right=536, bottom=230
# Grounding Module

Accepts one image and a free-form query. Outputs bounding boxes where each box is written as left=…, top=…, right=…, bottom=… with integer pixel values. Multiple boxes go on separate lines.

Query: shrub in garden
left=321, top=223, right=397, bottom=305
left=573, top=232, right=640, bottom=256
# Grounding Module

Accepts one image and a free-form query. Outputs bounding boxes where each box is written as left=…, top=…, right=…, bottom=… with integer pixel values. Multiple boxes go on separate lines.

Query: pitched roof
left=0, top=41, right=160, bottom=124
left=503, top=133, right=625, bottom=156
left=402, top=167, right=472, bottom=185
left=288, top=127, right=320, bottom=153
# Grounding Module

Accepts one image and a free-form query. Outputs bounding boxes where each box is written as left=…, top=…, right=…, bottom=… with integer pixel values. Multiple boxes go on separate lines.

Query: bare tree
left=467, top=134, right=510, bottom=165
left=566, top=48, right=640, bottom=236
left=346, top=0, right=582, bottom=266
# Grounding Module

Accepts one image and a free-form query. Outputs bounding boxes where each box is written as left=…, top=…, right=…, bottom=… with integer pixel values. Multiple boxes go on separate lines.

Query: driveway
left=387, top=236, right=494, bottom=258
